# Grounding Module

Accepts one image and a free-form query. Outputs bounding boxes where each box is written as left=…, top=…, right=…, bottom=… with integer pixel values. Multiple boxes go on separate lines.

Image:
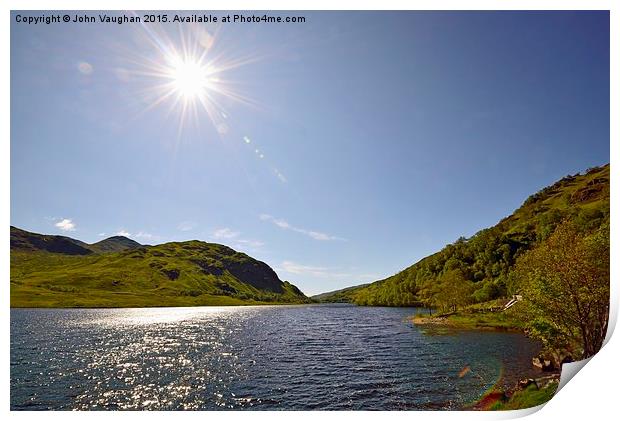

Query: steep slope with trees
left=319, top=164, right=610, bottom=361
left=321, top=164, right=609, bottom=309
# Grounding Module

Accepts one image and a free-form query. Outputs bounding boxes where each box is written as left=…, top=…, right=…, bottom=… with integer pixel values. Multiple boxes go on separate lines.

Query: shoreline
left=9, top=301, right=318, bottom=310
left=409, top=312, right=525, bottom=333
left=409, top=310, right=563, bottom=410
left=469, top=374, right=560, bottom=410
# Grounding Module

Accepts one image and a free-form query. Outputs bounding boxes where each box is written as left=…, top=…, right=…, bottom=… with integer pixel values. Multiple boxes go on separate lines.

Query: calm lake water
left=11, top=304, right=541, bottom=410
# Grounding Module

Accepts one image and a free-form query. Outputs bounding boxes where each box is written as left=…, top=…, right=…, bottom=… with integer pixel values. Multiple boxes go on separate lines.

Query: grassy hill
left=316, top=164, right=610, bottom=306
left=10, top=228, right=310, bottom=308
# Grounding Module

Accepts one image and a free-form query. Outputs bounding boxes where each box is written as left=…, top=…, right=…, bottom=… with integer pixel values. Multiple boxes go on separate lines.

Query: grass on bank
left=412, top=303, right=525, bottom=332
left=490, top=383, right=558, bottom=410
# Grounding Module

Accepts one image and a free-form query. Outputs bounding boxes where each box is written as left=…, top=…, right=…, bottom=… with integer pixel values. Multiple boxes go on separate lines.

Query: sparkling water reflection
left=11, top=305, right=541, bottom=410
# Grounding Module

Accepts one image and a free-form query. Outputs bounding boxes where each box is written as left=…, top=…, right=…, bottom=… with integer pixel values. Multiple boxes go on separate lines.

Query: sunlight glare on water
left=11, top=305, right=541, bottom=410
left=78, top=306, right=246, bottom=327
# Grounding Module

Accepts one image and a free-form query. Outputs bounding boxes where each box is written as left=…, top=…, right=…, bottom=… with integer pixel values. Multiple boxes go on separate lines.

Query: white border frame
left=2, top=1, right=617, bottom=420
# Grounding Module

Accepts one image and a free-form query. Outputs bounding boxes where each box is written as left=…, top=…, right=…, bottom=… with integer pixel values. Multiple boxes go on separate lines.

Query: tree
left=515, top=220, right=609, bottom=359
left=433, top=269, right=473, bottom=313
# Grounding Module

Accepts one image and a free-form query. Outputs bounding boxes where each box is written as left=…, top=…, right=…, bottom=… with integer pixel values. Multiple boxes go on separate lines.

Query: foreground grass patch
left=491, top=383, right=558, bottom=410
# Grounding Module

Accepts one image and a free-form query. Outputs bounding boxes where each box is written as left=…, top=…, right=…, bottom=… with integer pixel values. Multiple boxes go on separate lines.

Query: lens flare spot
left=78, top=61, right=93, bottom=75
left=458, top=366, right=471, bottom=378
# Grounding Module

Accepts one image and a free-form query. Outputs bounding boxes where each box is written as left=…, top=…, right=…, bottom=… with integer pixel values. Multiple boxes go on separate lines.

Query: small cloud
left=259, top=214, right=345, bottom=241
left=134, top=231, right=153, bottom=240
left=243, top=136, right=251, bottom=144
left=115, top=230, right=131, bottom=237
left=307, top=231, right=332, bottom=241
left=278, top=261, right=330, bottom=277
left=235, top=239, right=265, bottom=248
left=212, top=228, right=240, bottom=240
left=55, top=218, right=76, bottom=232
left=177, top=221, right=195, bottom=232
left=274, top=219, right=290, bottom=229
left=211, top=228, right=263, bottom=251
left=276, top=261, right=376, bottom=282
left=98, top=232, right=106, bottom=237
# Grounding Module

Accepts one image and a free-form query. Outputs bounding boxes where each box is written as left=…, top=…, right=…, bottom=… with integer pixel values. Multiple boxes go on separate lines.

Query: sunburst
left=128, top=23, right=257, bottom=135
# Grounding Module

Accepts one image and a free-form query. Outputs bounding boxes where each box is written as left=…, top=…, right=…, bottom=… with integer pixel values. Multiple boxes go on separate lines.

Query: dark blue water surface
left=10, top=305, right=541, bottom=410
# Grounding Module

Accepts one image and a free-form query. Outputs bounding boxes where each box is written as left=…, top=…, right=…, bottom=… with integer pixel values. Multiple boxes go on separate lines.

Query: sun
left=129, top=25, right=257, bottom=133
left=169, top=57, right=213, bottom=99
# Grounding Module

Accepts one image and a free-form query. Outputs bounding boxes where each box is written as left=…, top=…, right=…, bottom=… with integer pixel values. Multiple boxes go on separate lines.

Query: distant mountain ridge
left=10, top=226, right=142, bottom=255
left=89, top=236, right=143, bottom=253
left=10, top=228, right=309, bottom=308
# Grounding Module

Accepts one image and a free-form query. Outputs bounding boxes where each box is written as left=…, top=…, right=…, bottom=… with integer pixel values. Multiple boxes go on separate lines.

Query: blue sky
left=11, top=11, right=609, bottom=295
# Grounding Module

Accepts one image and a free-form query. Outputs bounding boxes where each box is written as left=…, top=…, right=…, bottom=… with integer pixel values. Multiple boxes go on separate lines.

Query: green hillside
left=311, top=284, right=368, bottom=303
left=10, top=228, right=310, bottom=308
left=317, top=164, right=609, bottom=307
